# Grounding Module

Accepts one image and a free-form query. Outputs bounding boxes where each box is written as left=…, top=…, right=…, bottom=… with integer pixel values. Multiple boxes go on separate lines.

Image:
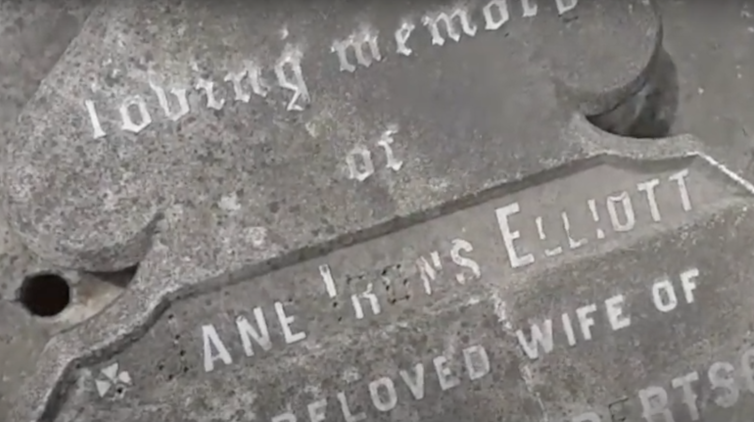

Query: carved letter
left=521, top=0, right=538, bottom=17
left=351, top=282, right=381, bottom=319
left=150, top=82, right=190, bottom=121
left=376, top=125, right=403, bottom=171
left=85, top=99, right=106, bottom=139
left=119, top=95, right=152, bottom=133
left=556, top=0, right=578, bottom=15
left=606, top=191, right=636, bottom=232
left=483, top=0, right=510, bottom=30
left=331, top=27, right=382, bottom=73
left=422, top=7, right=478, bottom=45
left=395, top=20, right=416, bottom=56
left=195, top=78, right=226, bottom=110
left=346, top=145, right=374, bottom=181
left=275, top=44, right=310, bottom=111
left=668, top=169, right=693, bottom=212
left=224, top=60, right=269, bottom=103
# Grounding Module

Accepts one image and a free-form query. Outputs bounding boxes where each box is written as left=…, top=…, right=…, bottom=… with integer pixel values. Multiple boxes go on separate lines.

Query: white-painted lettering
left=236, top=308, right=272, bottom=356
left=150, top=82, right=190, bottom=121
left=307, top=399, right=327, bottom=422
left=84, top=99, right=106, bottom=139
left=337, top=392, right=366, bottom=422
left=463, top=345, right=490, bottom=380
left=376, top=126, right=403, bottom=171
left=483, top=0, right=510, bottom=30
left=669, top=169, right=692, bottom=211
left=332, top=27, right=382, bottom=73
left=638, top=386, right=673, bottom=422
left=433, top=355, right=460, bottom=390
left=368, top=377, right=398, bottom=412
left=495, top=202, right=535, bottom=269
left=587, top=198, right=606, bottom=239
left=346, top=145, right=374, bottom=181
left=561, top=312, right=577, bottom=346
left=651, top=279, right=678, bottom=313
left=319, top=264, right=338, bottom=298
left=351, top=282, right=381, bottom=319
left=395, top=20, right=416, bottom=56
left=399, top=364, right=425, bottom=400
left=572, top=412, right=600, bottom=422
left=83, top=0, right=586, bottom=140
left=576, top=303, right=597, bottom=340
left=521, top=0, right=538, bottom=17
left=606, top=191, right=636, bottom=232
left=275, top=44, right=310, bottom=111
left=422, top=7, right=478, bottom=46
left=244, top=60, right=269, bottom=98
left=516, top=319, right=553, bottom=359
left=224, top=60, right=268, bottom=103
left=274, top=301, right=307, bottom=344
left=195, top=78, right=226, bottom=110
left=561, top=211, right=587, bottom=249
left=450, top=239, right=482, bottom=284
left=119, top=95, right=152, bottom=133
left=536, top=216, right=563, bottom=257
left=605, top=294, right=631, bottom=331
left=708, top=361, right=738, bottom=408
left=637, top=178, right=662, bottom=222
left=201, top=324, right=232, bottom=372
left=555, top=0, right=578, bottom=15
left=671, top=371, right=700, bottom=420
left=224, top=69, right=252, bottom=103
left=272, top=412, right=297, bottom=422
left=417, top=251, right=442, bottom=295
left=741, top=348, right=754, bottom=393
left=679, top=268, right=699, bottom=304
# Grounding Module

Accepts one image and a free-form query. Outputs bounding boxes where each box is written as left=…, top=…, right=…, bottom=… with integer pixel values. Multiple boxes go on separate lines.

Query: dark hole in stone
left=17, top=273, right=71, bottom=317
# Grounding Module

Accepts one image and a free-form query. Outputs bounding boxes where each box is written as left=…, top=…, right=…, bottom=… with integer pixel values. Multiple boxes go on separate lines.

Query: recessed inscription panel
left=48, top=157, right=754, bottom=422
left=5, top=0, right=659, bottom=272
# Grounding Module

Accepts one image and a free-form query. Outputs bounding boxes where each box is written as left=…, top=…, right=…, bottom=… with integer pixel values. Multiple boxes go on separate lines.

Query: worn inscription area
left=82, top=0, right=580, bottom=139
left=5, top=0, right=658, bottom=272
left=46, top=156, right=754, bottom=422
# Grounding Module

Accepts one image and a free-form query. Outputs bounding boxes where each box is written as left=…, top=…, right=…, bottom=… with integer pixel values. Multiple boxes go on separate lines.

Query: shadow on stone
left=587, top=47, right=679, bottom=139
left=87, top=264, right=139, bottom=289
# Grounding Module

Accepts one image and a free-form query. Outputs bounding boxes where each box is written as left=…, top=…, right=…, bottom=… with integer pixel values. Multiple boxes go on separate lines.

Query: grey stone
left=4, top=0, right=658, bottom=273
left=0, top=1, right=103, bottom=421
left=0, top=0, right=676, bottom=420
left=18, top=129, right=754, bottom=422
left=0, top=0, right=97, bottom=128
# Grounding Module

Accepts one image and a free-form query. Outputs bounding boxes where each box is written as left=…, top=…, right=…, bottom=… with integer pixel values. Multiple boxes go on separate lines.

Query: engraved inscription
left=197, top=163, right=709, bottom=375
left=515, top=268, right=699, bottom=360
left=496, top=169, right=694, bottom=269
left=331, top=26, right=382, bottom=73
left=422, top=7, right=478, bottom=46
left=84, top=43, right=309, bottom=138
left=345, top=124, right=402, bottom=182
left=83, top=0, right=582, bottom=140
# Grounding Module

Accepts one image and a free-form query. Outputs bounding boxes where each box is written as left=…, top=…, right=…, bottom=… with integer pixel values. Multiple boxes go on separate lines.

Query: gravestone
left=0, top=1, right=98, bottom=420
left=8, top=0, right=751, bottom=421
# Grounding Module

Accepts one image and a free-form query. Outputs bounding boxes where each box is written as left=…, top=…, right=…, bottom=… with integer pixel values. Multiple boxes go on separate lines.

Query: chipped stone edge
left=11, top=117, right=750, bottom=422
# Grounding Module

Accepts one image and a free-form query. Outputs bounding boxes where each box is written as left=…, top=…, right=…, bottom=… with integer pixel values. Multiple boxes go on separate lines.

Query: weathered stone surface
left=0, top=0, right=97, bottom=128
left=4, top=0, right=658, bottom=272
left=0, top=1, right=101, bottom=422
left=0, top=0, right=675, bottom=421
left=22, top=131, right=754, bottom=422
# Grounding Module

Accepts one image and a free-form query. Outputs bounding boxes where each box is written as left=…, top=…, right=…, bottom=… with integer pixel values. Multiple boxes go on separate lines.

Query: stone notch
left=3, top=0, right=659, bottom=273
